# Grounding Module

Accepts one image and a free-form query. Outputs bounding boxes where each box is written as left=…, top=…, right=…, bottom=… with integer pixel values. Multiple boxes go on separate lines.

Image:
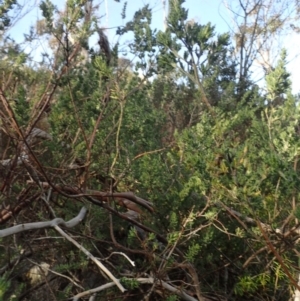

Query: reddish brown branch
left=0, top=193, right=40, bottom=224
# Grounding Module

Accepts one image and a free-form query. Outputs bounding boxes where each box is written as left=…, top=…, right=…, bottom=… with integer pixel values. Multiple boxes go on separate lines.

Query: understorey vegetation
left=1, top=0, right=300, bottom=300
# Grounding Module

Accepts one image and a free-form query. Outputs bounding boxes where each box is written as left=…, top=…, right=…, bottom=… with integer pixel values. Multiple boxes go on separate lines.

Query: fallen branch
left=26, top=182, right=153, bottom=214
left=3, top=194, right=126, bottom=292
left=54, top=225, right=126, bottom=293
left=0, top=207, right=87, bottom=237
left=71, top=277, right=199, bottom=301
left=64, top=187, right=154, bottom=213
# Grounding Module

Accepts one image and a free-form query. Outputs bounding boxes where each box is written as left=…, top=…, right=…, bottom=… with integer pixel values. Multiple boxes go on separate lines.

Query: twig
left=103, top=252, right=135, bottom=267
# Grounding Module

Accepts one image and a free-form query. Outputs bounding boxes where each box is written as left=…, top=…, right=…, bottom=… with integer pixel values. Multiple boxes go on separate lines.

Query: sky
left=7, top=0, right=300, bottom=94
left=101, top=0, right=229, bottom=45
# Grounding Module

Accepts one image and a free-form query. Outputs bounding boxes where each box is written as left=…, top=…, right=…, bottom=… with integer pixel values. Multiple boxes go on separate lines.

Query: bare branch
left=54, top=225, right=126, bottom=293
left=0, top=207, right=87, bottom=237
left=71, top=277, right=201, bottom=301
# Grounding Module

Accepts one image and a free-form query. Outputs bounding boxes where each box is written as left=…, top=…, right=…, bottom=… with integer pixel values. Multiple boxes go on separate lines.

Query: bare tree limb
left=0, top=207, right=87, bottom=237
left=71, top=277, right=200, bottom=301
left=54, top=225, right=126, bottom=293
